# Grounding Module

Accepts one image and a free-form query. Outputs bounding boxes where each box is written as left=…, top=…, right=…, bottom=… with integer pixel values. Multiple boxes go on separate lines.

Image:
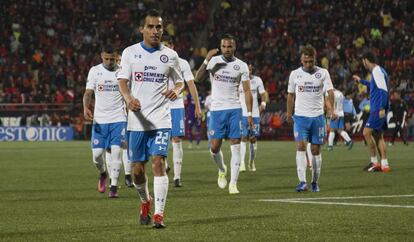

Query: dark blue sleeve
left=360, top=79, right=370, bottom=87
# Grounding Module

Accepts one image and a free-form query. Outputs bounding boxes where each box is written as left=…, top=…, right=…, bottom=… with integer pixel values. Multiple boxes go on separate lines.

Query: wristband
left=247, top=112, right=252, bottom=117
left=203, top=59, right=209, bottom=65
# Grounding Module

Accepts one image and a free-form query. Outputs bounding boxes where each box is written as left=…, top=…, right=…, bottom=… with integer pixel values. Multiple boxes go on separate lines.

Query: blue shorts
left=293, top=115, right=326, bottom=144
left=330, top=117, right=345, bottom=130
left=366, top=111, right=388, bottom=132
left=241, top=117, right=260, bottom=137
left=208, top=108, right=242, bottom=139
left=171, top=108, right=185, bottom=137
left=91, top=122, right=126, bottom=149
left=128, top=129, right=171, bottom=162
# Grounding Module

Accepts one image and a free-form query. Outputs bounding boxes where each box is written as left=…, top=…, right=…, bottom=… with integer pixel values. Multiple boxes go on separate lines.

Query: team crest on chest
left=97, top=84, right=104, bottom=91
left=315, top=72, right=322, bottom=79
left=160, top=55, right=169, bottom=63
left=233, top=65, right=240, bottom=70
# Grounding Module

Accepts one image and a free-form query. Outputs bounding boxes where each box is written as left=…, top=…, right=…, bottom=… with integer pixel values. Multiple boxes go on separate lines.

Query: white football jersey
left=86, top=64, right=126, bottom=124
left=207, top=56, right=249, bottom=111
left=332, top=89, right=345, bottom=117
left=204, top=94, right=212, bottom=117
left=117, top=42, right=183, bottom=131
left=287, top=66, right=333, bottom=117
left=239, top=75, right=265, bottom=117
left=169, top=57, right=194, bottom=109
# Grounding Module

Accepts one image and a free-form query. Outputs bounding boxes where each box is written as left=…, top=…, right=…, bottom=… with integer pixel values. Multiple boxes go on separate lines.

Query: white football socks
left=109, top=146, right=122, bottom=187
left=296, top=151, right=307, bottom=182
left=105, top=150, right=112, bottom=176
left=122, top=148, right=131, bottom=175
left=172, top=141, right=183, bottom=180
left=381, top=159, right=389, bottom=167
left=371, top=156, right=379, bottom=165
left=328, top=131, right=335, bottom=146
left=230, top=144, right=241, bottom=185
left=92, top=148, right=106, bottom=174
left=154, top=176, right=169, bottom=215
left=134, top=180, right=150, bottom=203
left=249, top=142, right=257, bottom=163
left=340, top=131, right=351, bottom=142
left=240, top=141, right=247, bottom=168
left=311, top=154, right=322, bottom=183
left=210, top=150, right=225, bottom=172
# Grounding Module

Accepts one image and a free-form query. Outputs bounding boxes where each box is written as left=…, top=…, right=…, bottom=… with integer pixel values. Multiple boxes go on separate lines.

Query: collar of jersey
left=301, top=66, right=318, bottom=75
left=140, top=42, right=160, bottom=53
left=221, top=55, right=235, bottom=63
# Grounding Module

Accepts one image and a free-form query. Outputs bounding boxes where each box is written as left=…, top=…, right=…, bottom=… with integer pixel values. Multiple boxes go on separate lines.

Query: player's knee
left=311, top=146, right=320, bottom=155
left=250, top=137, right=257, bottom=143
left=152, top=157, right=165, bottom=176
left=132, top=163, right=145, bottom=177
left=110, top=145, right=122, bottom=162
left=92, top=148, right=105, bottom=164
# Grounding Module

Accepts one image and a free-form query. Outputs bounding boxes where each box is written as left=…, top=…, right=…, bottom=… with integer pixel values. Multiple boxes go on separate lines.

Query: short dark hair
left=221, top=33, right=235, bottom=41
left=101, top=44, right=115, bottom=54
left=141, top=9, right=161, bottom=26
left=300, top=44, right=316, bottom=57
left=362, top=50, right=376, bottom=63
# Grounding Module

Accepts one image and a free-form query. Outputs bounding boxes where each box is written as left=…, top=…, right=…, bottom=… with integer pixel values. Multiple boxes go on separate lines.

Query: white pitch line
left=260, top=200, right=414, bottom=209
left=260, top=194, right=414, bottom=201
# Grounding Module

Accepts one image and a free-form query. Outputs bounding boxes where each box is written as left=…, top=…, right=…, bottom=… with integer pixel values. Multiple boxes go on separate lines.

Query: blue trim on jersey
left=241, top=117, right=260, bottom=137
left=91, top=122, right=126, bottom=149
left=293, top=115, right=326, bottom=144
left=171, top=108, right=185, bottom=137
left=140, top=42, right=160, bottom=53
left=329, top=117, right=345, bottom=130
left=208, top=108, right=242, bottom=139
left=128, top=129, right=171, bottom=162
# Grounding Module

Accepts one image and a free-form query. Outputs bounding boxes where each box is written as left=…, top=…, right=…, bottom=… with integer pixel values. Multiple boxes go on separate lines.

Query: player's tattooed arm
left=83, top=89, right=94, bottom=121
left=195, top=48, right=219, bottom=82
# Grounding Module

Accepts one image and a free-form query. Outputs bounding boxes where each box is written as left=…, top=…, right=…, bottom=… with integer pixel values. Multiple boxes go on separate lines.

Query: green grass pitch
left=0, top=141, right=413, bottom=241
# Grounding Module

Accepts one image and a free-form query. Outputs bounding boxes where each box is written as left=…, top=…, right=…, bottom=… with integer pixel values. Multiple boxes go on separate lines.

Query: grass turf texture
left=0, top=141, right=413, bottom=241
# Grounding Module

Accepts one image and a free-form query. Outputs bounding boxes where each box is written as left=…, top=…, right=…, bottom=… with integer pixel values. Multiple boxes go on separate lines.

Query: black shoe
left=174, top=178, right=182, bottom=187
left=363, top=162, right=374, bottom=171
left=125, top=175, right=134, bottom=188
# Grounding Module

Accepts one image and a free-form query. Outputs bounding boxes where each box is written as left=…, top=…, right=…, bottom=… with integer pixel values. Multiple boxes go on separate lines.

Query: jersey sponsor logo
left=298, top=85, right=321, bottom=92
left=213, top=73, right=238, bottom=83
left=315, top=73, right=322, bottom=79
left=135, top=72, right=144, bottom=82
left=97, top=84, right=119, bottom=91
left=144, top=66, right=157, bottom=71
left=233, top=65, right=240, bottom=70
left=160, top=55, right=169, bottom=63
left=298, top=86, right=304, bottom=92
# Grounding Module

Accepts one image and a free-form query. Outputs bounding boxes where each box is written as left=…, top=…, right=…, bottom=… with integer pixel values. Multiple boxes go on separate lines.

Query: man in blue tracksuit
left=352, top=51, right=390, bottom=172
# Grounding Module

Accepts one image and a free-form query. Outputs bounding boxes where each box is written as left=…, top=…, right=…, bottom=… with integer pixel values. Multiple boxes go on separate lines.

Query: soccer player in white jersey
left=239, top=64, right=269, bottom=172
left=105, top=52, right=133, bottom=188
left=83, top=45, right=126, bottom=198
left=286, top=45, right=335, bottom=192
left=117, top=9, right=184, bottom=229
left=195, top=34, right=253, bottom=194
left=327, top=88, right=353, bottom=151
left=161, top=35, right=202, bottom=188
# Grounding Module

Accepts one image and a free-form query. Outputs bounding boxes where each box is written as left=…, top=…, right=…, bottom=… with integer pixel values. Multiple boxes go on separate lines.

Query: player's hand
left=195, top=106, right=202, bottom=119
left=206, top=48, right=219, bottom=61
left=247, top=116, right=254, bottom=130
left=259, top=102, right=266, bottom=112
left=379, top=109, right=386, bottom=118
left=331, top=113, right=339, bottom=120
left=352, top=75, right=361, bottom=83
left=126, top=97, right=141, bottom=112
left=163, top=89, right=179, bottom=101
left=286, top=114, right=293, bottom=125
left=84, top=108, right=93, bottom=121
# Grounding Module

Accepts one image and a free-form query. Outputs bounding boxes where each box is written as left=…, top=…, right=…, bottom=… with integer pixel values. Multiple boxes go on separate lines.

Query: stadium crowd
left=1, top=0, right=413, bottom=139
